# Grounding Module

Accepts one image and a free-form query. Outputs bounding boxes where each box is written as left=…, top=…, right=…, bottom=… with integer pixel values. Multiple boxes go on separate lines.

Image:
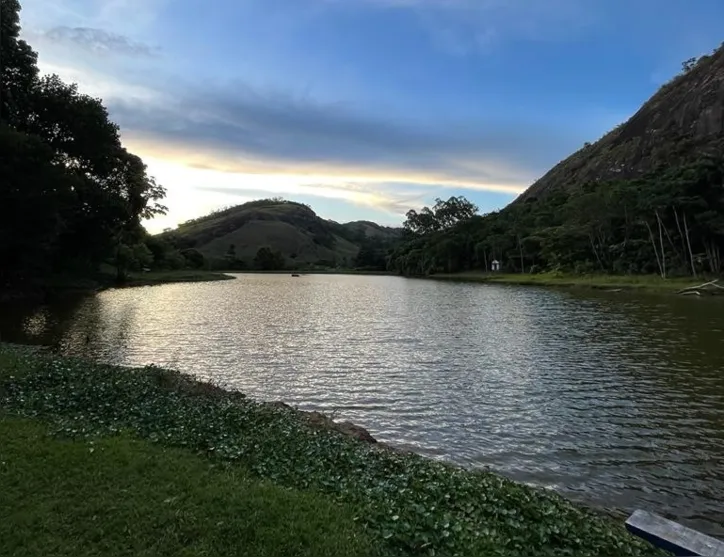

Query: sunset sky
left=19, top=0, right=724, bottom=232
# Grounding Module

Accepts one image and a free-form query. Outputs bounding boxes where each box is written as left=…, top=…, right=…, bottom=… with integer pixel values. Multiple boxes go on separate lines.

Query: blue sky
left=19, top=0, right=724, bottom=231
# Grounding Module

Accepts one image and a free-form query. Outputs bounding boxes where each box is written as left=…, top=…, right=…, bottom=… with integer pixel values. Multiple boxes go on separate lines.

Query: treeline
left=216, top=242, right=393, bottom=273
left=1, top=0, right=172, bottom=295
left=388, top=156, right=724, bottom=277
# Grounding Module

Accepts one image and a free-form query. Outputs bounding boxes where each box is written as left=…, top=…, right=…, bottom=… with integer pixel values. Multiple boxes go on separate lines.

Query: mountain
left=341, top=220, right=401, bottom=240
left=388, top=43, right=724, bottom=278
left=160, top=199, right=401, bottom=269
left=519, top=45, right=724, bottom=202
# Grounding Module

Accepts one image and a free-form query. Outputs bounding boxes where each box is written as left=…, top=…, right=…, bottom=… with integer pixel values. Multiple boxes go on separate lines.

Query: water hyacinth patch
left=0, top=344, right=663, bottom=557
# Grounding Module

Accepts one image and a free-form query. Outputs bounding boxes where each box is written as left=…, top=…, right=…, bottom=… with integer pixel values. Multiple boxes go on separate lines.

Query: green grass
left=0, top=418, right=379, bottom=557
left=0, top=344, right=663, bottom=556
left=430, top=271, right=703, bottom=291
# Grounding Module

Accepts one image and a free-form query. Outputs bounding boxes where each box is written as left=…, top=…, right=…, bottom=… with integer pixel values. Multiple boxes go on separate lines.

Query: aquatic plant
left=0, top=345, right=661, bottom=556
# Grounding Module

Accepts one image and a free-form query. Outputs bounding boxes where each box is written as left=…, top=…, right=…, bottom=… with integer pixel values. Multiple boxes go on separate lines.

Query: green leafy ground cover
left=0, top=344, right=663, bottom=556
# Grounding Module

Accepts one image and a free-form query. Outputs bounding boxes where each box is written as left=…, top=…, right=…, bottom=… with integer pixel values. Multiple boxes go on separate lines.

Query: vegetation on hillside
left=389, top=158, right=724, bottom=277
left=388, top=45, right=724, bottom=279
left=0, top=344, right=661, bottom=557
left=160, top=198, right=401, bottom=271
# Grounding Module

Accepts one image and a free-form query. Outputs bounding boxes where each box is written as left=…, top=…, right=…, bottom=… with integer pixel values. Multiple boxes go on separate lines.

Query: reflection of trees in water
left=60, top=296, right=139, bottom=364
left=55, top=297, right=104, bottom=355
left=0, top=293, right=138, bottom=364
left=0, top=295, right=88, bottom=346
left=563, top=289, right=724, bottom=394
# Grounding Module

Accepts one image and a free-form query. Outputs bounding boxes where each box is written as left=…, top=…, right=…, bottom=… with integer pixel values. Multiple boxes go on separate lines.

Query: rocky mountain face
left=519, top=43, right=724, bottom=202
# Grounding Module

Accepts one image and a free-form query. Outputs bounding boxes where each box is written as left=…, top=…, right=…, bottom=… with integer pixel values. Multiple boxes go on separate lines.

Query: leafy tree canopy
left=1, top=0, right=167, bottom=293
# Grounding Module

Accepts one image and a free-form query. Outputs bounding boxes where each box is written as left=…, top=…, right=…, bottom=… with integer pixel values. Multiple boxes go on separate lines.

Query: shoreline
left=9, top=269, right=716, bottom=302
left=0, top=343, right=660, bottom=556
left=427, top=271, right=707, bottom=292
left=118, top=270, right=235, bottom=287
left=0, top=271, right=236, bottom=304
left=214, top=269, right=393, bottom=276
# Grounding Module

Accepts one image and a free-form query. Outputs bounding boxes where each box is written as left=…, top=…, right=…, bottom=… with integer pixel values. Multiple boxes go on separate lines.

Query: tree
left=254, top=247, right=285, bottom=271
left=354, top=238, right=388, bottom=270
left=389, top=153, right=724, bottom=279
left=162, top=250, right=186, bottom=270
left=225, top=244, right=236, bottom=266
left=402, top=196, right=479, bottom=236
left=182, top=248, right=205, bottom=269
left=1, top=0, right=38, bottom=127
left=433, top=196, right=478, bottom=229
left=0, top=0, right=167, bottom=291
left=0, top=126, right=76, bottom=287
left=681, top=57, right=698, bottom=73
left=114, top=242, right=154, bottom=280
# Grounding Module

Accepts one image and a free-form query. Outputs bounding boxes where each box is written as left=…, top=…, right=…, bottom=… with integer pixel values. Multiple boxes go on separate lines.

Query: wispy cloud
left=137, top=154, right=431, bottom=231
left=20, top=0, right=167, bottom=35
left=32, top=57, right=561, bottom=221
left=105, top=74, right=551, bottom=194
left=39, top=26, right=159, bottom=57
left=196, top=181, right=425, bottom=214
left=35, top=61, right=161, bottom=104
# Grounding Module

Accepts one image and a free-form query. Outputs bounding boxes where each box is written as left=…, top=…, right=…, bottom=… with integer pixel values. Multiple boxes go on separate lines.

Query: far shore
left=427, top=271, right=707, bottom=292
left=119, top=270, right=235, bottom=287
left=6, top=269, right=715, bottom=303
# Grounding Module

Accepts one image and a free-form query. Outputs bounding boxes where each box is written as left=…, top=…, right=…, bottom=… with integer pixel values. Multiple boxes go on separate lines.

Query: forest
left=388, top=158, right=724, bottom=278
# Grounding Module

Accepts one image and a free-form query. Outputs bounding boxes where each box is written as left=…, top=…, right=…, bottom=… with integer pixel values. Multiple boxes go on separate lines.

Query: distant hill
left=340, top=220, right=400, bottom=239
left=159, top=199, right=401, bottom=269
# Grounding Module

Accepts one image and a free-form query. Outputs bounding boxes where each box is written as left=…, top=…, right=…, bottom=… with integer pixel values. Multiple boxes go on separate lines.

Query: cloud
left=196, top=183, right=423, bottom=214
left=102, top=74, right=561, bottom=197
left=29, top=35, right=577, bottom=220
left=20, top=0, right=167, bottom=36
left=35, top=61, right=161, bottom=104
left=137, top=154, right=431, bottom=231
left=38, top=26, right=159, bottom=57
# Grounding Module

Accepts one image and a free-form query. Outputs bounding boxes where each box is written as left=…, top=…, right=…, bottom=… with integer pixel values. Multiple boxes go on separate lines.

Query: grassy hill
left=160, top=199, right=401, bottom=269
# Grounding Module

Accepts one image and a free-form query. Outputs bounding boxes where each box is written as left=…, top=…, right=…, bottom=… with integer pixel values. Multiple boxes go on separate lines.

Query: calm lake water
left=2, top=274, right=724, bottom=535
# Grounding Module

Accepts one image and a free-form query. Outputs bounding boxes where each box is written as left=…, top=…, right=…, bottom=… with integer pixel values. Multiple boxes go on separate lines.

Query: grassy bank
left=0, top=344, right=661, bottom=556
left=0, top=419, right=377, bottom=557
left=429, top=271, right=703, bottom=292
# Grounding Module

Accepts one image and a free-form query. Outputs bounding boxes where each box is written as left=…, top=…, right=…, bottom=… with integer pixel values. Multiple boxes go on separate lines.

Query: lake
left=2, top=274, right=723, bottom=536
